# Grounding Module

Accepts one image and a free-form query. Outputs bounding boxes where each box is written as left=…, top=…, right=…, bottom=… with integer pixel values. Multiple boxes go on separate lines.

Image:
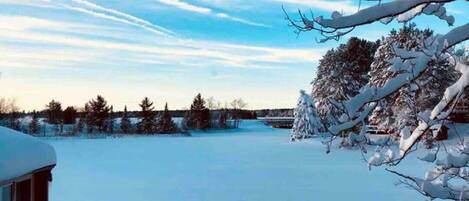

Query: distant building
left=449, top=91, right=469, bottom=123
left=0, top=126, right=56, bottom=201
left=258, top=117, right=295, bottom=129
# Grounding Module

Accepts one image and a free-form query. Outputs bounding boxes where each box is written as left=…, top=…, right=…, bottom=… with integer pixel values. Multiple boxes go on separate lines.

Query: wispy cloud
left=157, top=0, right=269, bottom=27
left=0, top=1, right=322, bottom=110
left=0, top=15, right=320, bottom=70
left=158, top=0, right=211, bottom=14
left=42, top=0, right=173, bottom=37
left=71, top=0, right=173, bottom=34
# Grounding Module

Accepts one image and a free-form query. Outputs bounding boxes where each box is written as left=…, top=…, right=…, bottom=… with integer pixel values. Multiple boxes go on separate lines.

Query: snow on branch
left=285, top=0, right=457, bottom=42
left=387, top=139, right=469, bottom=200
left=315, top=0, right=454, bottom=28
left=387, top=168, right=469, bottom=200
left=287, top=1, right=468, bottom=200
left=399, top=52, right=469, bottom=158
left=327, top=23, right=468, bottom=138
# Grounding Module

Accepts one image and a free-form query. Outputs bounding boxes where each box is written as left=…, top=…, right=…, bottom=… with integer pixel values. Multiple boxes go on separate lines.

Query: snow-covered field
left=46, top=120, right=426, bottom=201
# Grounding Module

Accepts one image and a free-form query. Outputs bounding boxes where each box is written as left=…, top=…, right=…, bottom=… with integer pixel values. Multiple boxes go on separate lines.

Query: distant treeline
left=10, top=108, right=293, bottom=119
left=0, top=94, right=293, bottom=136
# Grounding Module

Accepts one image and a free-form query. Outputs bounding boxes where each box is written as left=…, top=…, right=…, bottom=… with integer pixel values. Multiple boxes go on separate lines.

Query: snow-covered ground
left=46, top=120, right=427, bottom=201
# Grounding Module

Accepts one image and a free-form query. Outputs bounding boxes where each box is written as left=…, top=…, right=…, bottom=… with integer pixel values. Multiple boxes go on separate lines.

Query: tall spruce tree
left=88, top=95, right=110, bottom=132
left=189, top=93, right=210, bottom=130
left=138, top=97, right=157, bottom=134
left=120, top=105, right=132, bottom=133
left=311, top=37, right=378, bottom=126
left=157, top=103, right=177, bottom=134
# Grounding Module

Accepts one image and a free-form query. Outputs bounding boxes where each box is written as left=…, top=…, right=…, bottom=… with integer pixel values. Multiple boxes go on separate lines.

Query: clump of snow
left=397, top=3, right=426, bottom=22
left=331, top=11, right=342, bottom=19
left=419, top=148, right=438, bottom=162
left=0, top=126, right=56, bottom=181
left=368, top=147, right=395, bottom=168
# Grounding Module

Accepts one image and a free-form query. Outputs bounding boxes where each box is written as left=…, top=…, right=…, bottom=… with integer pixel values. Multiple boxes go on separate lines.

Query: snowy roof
left=0, top=126, right=56, bottom=182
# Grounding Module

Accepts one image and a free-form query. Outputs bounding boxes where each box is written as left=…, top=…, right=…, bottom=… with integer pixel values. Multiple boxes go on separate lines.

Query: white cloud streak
left=42, top=0, right=173, bottom=37
left=71, top=0, right=174, bottom=34
left=158, top=0, right=211, bottom=14
left=157, top=0, right=269, bottom=27
left=0, top=15, right=320, bottom=70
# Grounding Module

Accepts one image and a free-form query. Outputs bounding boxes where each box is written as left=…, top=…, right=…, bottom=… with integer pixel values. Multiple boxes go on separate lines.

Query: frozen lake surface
left=47, top=120, right=425, bottom=201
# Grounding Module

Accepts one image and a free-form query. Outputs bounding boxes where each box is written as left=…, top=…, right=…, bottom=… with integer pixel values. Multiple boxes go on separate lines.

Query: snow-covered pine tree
left=157, top=103, right=178, bottom=134
left=286, top=1, right=469, bottom=199
left=29, top=110, right=40, bottom=135
left=368, top=24, right=458, bottom=133
left=291, top=90, right=324, bottom=141
left=137, top=97, right=157, bottom=134
left=311, top=37, right=378, bottom=125
left=120, top=105, right=132, bottom=134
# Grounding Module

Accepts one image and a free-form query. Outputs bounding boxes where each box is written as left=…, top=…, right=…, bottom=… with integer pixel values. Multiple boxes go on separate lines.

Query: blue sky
left=0, top=0, right=467, bottom=111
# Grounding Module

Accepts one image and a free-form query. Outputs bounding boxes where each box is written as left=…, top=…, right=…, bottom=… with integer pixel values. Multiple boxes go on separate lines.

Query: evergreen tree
left=312, top=37, right=378, bottom=125
left=120, top=105, right=132, bottom=133
left=88, top=95, right=110, bottom=132
left=189, top=93, right=210, bottom=130
left=368, top=23, right=458, bottom=132
left=157, top=103, right=178, bottom=134
left=137, top=97, right=157, bottom=134
left=292, top=90, right=324, bottom=141
left=45, top=99, right=62, bottom=124
left=63, top=106, right=77, bottom=124
left=29, top=110, right=40, bottom=135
